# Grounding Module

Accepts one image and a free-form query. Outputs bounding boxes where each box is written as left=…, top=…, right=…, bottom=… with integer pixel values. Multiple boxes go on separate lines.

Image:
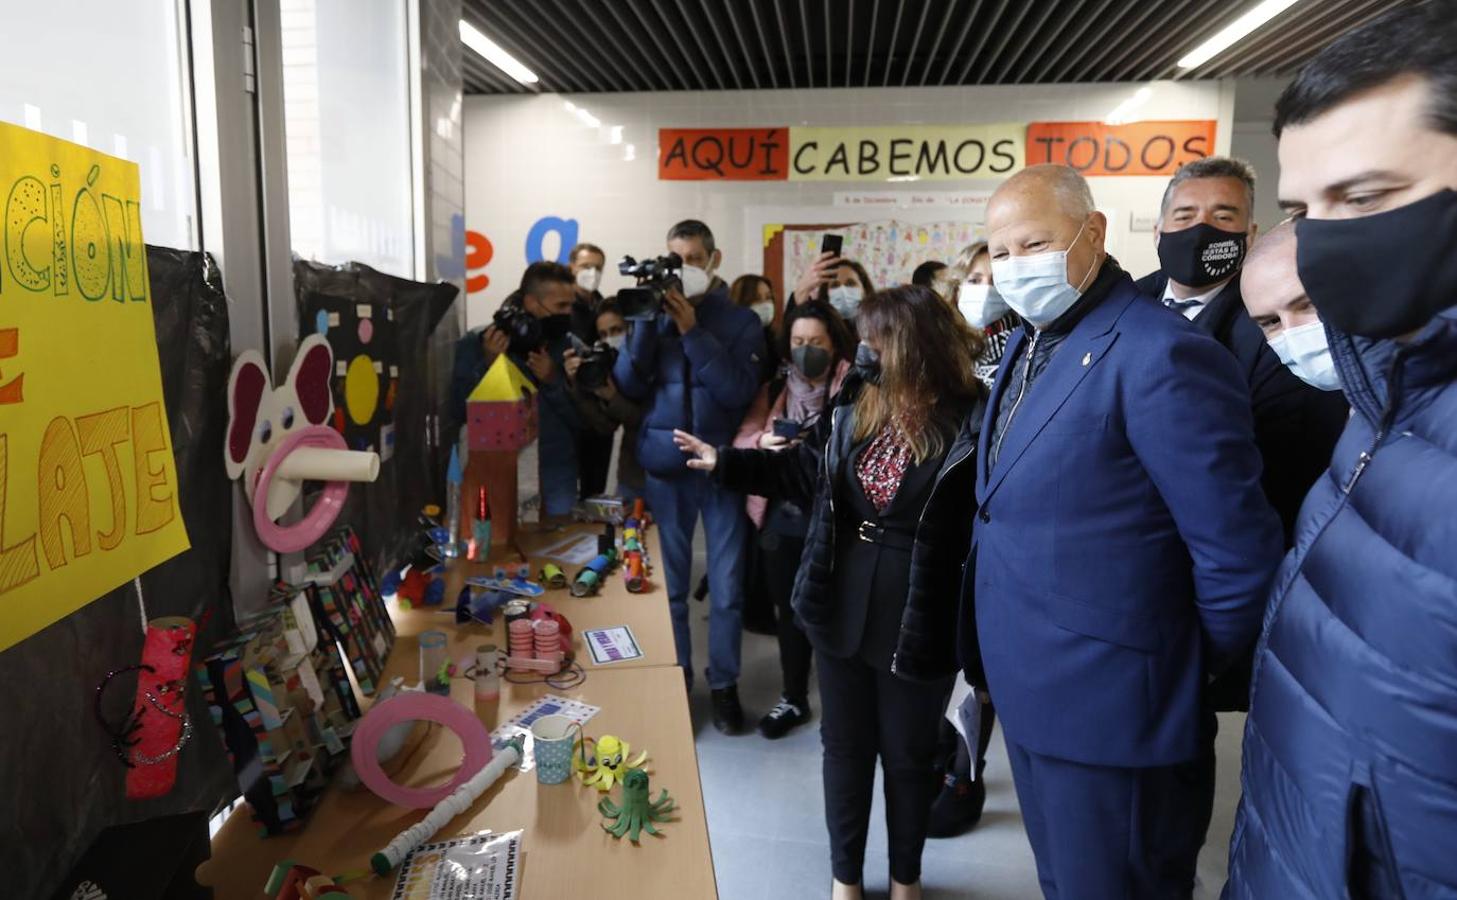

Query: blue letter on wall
left=525, top=216, right=578, bottom=263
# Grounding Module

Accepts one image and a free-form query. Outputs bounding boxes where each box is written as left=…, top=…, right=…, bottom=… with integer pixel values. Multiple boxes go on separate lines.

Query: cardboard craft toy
left=226, top=335, right=380, bottom=552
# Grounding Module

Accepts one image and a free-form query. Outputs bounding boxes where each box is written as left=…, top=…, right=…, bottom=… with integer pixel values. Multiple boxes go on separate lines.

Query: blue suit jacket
left=969, top=271, right=1282, bottom=767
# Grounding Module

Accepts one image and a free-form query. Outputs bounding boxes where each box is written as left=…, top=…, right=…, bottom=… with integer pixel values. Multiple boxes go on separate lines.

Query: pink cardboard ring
left=252, top=425, right=352, bottom=553
left=350, top=692, right=494, bottom=808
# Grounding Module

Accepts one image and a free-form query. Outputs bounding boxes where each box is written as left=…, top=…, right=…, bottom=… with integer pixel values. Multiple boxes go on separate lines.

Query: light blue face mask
left=989, top=218, right=1097, bottom=327
left=828, top=285, right=863, bottom=319
left=1268, top=320, right=1341, bottom=391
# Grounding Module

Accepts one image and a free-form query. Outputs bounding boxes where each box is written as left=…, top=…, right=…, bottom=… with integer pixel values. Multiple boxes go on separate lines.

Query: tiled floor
left=681, top=554, right=1245, bottom=900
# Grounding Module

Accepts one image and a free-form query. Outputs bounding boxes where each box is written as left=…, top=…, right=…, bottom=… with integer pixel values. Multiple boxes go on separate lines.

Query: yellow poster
left=789, top=123, right=1025, bottom=182
left=0, top=121, right=189, bottom=652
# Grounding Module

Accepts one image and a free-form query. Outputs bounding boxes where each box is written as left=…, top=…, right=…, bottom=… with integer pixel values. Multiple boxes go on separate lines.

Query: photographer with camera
left=563, top=300, right=645, bottom=502
left=448, top=261, right=582, bottom=516
left=568, top=242, right=619, bottom=500
left=613, top=219, right=766, bottom=733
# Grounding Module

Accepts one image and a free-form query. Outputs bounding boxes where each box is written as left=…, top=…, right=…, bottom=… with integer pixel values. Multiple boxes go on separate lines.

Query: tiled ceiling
left=462, top=0, right=1416, bottom=94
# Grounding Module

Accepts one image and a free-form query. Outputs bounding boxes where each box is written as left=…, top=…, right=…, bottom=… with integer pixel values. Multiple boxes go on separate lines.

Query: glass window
left=0, top=0, right=197, bottom=251
left=282, top=0, right=414, bottom=277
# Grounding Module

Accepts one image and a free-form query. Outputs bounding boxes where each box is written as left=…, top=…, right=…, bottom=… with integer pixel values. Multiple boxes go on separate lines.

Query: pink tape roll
left=252, top=425, right=352, bottom=553
left=350, top=692, right=494, bottom=809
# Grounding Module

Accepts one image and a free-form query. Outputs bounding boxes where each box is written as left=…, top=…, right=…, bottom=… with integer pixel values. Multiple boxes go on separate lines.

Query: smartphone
left=772, top=419, right=803, bottom=440
left=821, top=233, right=844, bottom=259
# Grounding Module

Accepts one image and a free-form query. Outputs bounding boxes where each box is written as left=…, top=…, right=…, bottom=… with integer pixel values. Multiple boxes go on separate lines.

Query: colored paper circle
left=315, top=310, right=330, bottom=335
left=345, top=355, right=379, bottom=426
left=358, top=318, right=374, bottom=344
left=350, top=692, right=494, bottom=808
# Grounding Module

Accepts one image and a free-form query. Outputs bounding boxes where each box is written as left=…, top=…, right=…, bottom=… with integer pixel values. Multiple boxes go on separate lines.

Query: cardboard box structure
left=466, top=354, right=538, bottom=452
left=464, top=355, right=539, bottom=555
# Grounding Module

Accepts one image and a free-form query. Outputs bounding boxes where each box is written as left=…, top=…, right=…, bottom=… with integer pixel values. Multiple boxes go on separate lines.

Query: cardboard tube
left=277, top=447, right=380, bottom=483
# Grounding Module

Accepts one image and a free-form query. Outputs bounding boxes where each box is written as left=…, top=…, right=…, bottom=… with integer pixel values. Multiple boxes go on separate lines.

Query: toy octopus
left=574, top=734, right=648, bottom=792
left=598, top=768, right=675, bottom=842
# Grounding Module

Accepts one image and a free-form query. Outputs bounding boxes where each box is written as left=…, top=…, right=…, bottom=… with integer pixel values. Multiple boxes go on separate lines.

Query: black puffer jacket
left=714, top=376, right=984, bottom=681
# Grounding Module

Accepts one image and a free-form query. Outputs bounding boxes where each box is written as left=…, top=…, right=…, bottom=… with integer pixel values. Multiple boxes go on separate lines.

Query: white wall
left=1229, top=77, right=1290, bottom=233
left=463, top=80, right=1239, bottom=329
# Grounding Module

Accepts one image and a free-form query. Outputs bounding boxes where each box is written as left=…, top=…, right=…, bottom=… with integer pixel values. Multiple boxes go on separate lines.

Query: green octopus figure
left=598, top=768, right=676, bottom=842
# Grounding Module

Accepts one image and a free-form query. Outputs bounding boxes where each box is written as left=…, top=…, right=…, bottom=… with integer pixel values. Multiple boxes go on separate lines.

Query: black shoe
left=926, top=772, right=987, bottom=838
left=757, top=697, right=810, bottom=739
left=710, top=685, right=746, bottom=735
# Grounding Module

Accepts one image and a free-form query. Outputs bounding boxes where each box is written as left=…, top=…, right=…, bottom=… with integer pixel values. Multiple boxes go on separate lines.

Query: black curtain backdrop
left=293, top=259, right=457, bottom=580
left=0, top=247, right=237, bottom=899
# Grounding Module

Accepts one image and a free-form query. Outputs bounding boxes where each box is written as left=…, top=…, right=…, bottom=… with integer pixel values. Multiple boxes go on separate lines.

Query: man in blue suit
left=968, top=164, right=1283, bottom=899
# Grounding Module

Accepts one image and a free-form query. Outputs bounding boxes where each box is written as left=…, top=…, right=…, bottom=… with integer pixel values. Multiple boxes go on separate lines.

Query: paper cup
left=531, top=715, right=581, bottom=785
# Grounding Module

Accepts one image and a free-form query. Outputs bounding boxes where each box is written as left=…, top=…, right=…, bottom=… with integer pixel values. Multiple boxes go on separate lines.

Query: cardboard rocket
left=466, top=354, right=538, bottom=452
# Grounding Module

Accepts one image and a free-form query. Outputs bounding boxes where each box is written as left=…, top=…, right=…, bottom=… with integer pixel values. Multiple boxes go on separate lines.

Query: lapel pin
left=1081, top=352, right=1091, bottom=367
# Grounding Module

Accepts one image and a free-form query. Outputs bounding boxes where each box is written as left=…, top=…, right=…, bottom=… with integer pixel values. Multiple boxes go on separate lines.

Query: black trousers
left=761, top=533, right=813, bottom=703
left=577, top=429, right=615, bottom=499
left=819, top=650, right=950, bottom=886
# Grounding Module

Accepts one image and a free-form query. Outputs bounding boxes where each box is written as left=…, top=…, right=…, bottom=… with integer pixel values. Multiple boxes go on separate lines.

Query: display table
left=412, top=523, right=676, bottom=671
left=199, top=663, right=716, bottom=899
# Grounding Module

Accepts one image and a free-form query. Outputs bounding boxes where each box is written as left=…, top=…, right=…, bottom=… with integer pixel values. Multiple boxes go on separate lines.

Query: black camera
left=569, top=334, right=617, bottom=391
left=616, top=253, right=683, bottom=320
left=772, top=418, right=804, bottom=440
left=492, top=303, right=543, bottom=356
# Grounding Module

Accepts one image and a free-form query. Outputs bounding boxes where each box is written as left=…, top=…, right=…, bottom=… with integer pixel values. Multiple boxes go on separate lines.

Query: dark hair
left=853, top=285, right=985, bottom=463
left=1159, top=156, right=1256, bottom=217
left=569, top=242, right=606, bottom=264
left=911, top=260, right=947, bottom=287
left=1273, top=1, right=1457, bottom=138
left=834, top=258, right=877, bottom=298
left=596, top=299, right=623, bottom=320
left=666, top=219, right=716, bottom=256
left=778, top=300, right=855, bottom=366
left=520, top=261, right=574, bottom=297
left=730, top=274, right=772, bottom=309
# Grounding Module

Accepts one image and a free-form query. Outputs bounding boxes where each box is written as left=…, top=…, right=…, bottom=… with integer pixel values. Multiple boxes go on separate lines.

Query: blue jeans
left=644, top=471, right=749, bottom=689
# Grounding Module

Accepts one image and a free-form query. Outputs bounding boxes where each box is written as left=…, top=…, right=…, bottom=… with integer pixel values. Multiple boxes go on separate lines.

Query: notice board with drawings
left=768, top=218, right=987, bottom=300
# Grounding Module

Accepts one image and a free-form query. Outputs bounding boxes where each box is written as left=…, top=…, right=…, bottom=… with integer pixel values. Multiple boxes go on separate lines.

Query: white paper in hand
left=944, top=678, right=984, bottom=782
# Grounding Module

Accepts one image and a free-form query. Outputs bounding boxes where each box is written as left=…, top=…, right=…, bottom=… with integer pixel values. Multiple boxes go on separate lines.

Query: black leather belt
left=856, top=520, right=916, bottom=551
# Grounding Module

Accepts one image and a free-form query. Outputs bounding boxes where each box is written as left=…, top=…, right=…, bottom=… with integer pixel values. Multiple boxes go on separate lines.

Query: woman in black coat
left=674, top=285, right=986, bottom=900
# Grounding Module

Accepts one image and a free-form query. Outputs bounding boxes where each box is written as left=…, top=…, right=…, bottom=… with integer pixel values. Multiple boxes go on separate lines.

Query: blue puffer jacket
left=1225, top=309, right=1457, bottom=899
left=612, top=284, right=764, bottom=477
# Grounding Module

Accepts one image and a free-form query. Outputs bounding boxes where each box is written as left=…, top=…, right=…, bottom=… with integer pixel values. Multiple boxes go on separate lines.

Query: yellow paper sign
left=789, top=123, right=1025, bottom=181
left=0, top=122, right=190, bottom=652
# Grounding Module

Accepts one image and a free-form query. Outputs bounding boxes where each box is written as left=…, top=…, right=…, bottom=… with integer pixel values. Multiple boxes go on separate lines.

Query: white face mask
left=603, top=333, right=626, bottom=352
left=990, top=218, right=1096, bottom=328
left=751, top=301, right=775, bottom=325
left=828, top=284, right=864, bottom=319
left=1268, top=320, right=1341, bottom=391
left=956, top=282, right=1010, bottom=329
left=576, top=266, right=602, bottom=293
left=679, top=264, right=711, bottom=298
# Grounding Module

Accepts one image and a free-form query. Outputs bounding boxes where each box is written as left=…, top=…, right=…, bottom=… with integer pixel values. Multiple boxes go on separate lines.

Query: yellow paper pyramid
left=468, top=354, right=537, bottom=402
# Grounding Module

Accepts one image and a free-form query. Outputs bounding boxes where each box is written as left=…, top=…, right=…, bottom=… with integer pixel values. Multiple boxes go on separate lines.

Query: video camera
left=492, top=303, right=543, bottom=356
left=615, top=253, right=683, bottom=321
left=568, top=334, right=617, bottom=391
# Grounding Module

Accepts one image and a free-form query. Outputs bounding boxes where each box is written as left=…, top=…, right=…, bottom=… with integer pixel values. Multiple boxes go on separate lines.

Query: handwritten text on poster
left=0, top=122, right=189, bottom=652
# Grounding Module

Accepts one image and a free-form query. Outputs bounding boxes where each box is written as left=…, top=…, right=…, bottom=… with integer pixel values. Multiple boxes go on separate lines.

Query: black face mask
left=852, top=342, right=882, bottom=386
left=1296, top=188, right=1457, bottom=339
left=540, top=313, right=571, bottom=341
left=1157, top=222, right=1247, bottom=288
left=791, top=345, right=832, bottom=380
